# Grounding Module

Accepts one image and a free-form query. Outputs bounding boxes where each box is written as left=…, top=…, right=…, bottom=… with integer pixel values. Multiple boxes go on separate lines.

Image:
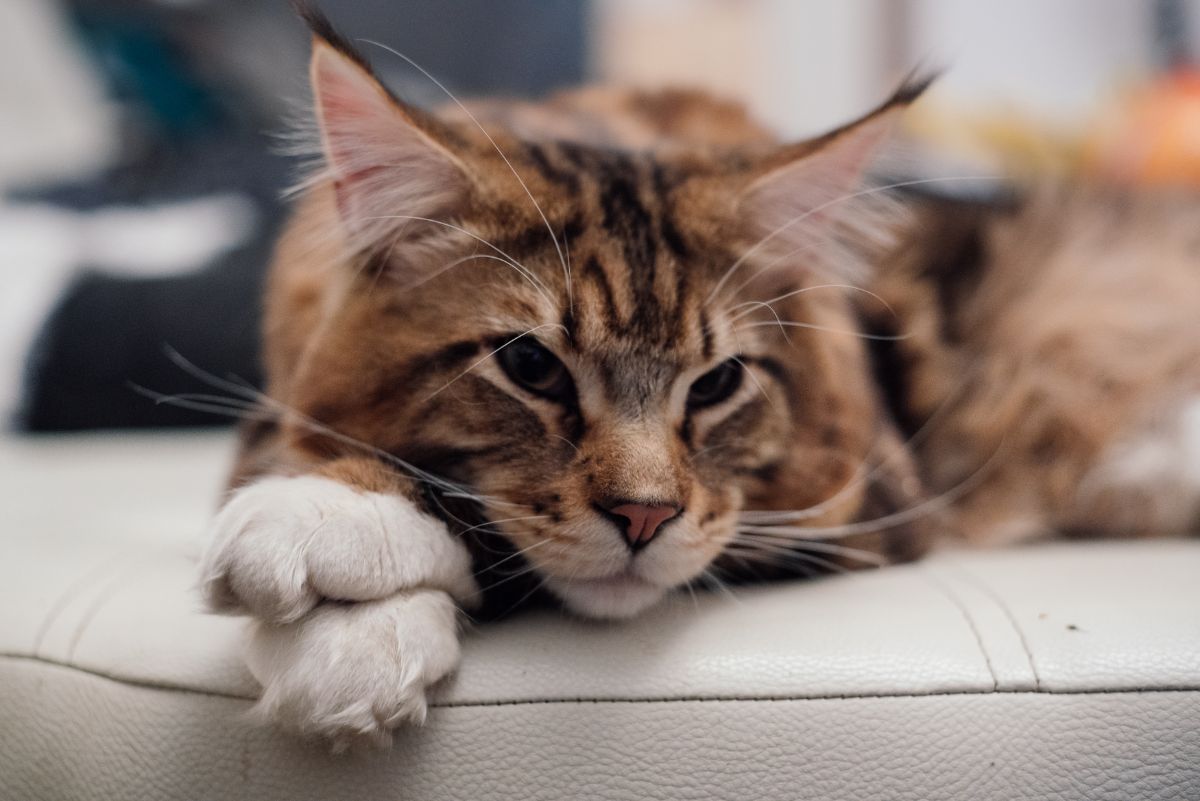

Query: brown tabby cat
left=199, top=7, right=1200, bottom=747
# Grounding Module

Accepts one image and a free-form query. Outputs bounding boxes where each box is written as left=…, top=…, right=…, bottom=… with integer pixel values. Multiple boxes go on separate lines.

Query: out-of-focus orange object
left=1083, top=70, right=1200, bottom=187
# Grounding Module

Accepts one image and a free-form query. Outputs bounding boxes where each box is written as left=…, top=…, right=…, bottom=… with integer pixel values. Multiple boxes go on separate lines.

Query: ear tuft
left=296, top=3, right=470, bottom=254
left=292, top=1, right=372, bottom=73
left=735, top=75, right=936, bottom=283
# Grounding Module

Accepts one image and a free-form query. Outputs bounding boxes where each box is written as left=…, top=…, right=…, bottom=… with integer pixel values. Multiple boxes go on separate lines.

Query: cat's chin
left=545, top=573, right=668, bottom=620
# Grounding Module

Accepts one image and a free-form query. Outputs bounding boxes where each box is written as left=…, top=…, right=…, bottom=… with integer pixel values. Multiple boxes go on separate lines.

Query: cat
left=198, top=6, right=1200, bottom=748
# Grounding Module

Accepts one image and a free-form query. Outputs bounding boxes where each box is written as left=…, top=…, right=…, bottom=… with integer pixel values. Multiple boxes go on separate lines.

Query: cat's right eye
left=497, top=338, right=573, bottom=400
left=687, top=358, right=744, bottom=409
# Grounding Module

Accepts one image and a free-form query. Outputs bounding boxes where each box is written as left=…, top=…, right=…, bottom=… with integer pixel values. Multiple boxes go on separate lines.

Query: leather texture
left=2, top=432, right=1199, bottom=800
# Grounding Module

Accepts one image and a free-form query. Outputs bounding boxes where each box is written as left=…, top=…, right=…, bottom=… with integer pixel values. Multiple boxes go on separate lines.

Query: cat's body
left=201, top=9, right=1199, bottom=747
left=877, top=187, right=1200, bottom=544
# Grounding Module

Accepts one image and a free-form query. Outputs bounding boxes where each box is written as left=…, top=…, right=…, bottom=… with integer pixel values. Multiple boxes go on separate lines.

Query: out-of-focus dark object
left=16, top=0, right=585, bottom=431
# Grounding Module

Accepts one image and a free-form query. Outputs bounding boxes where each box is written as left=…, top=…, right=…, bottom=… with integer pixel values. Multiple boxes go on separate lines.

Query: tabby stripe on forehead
left=699, top=308, right=714, bottom=360
left=583, top=255, right=623, bottom=329
left=600, top=159, right=657, bottom=274
left=525, top=143, right=580, bottom=194
left=651, top=163, right=691, bottom=261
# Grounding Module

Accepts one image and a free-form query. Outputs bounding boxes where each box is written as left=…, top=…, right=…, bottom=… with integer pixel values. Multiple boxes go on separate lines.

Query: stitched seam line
left=921, top=568, right=999, bottom=691
left=15, top=652, right=1192, bottom=708
left=952, top=563, right=1043, bottom=691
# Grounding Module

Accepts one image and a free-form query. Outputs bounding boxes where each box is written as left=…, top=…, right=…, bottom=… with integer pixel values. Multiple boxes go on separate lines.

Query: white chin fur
left=545, top=575, right=669, bottom=620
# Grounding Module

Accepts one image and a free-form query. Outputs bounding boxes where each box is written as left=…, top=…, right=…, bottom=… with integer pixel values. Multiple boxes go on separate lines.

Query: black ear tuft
left=290, top=1, right=373, bottom=74
left=886, top=70, right=940, bottom=109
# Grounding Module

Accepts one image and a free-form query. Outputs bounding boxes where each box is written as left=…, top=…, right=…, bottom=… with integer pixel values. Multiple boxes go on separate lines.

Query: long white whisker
left=739, top=361, right=981, bottom=526
left=422, top=323, right=566, bottom=401
left=399, top=253, right=527, bottom=293
left=359, top=214, right=554, bottom=307
left=359, top=39, right=572, bottom=309
left=472, top=536, right=556, bottom=580
left=730, top=355, right=777, bottom=413
left=740, top=443, right=1001, bottom=539
left=149, top=348, right=517, bottom=509
left=726, top=283, right=895, bottom=323
left=733, top=320, right=910, bottom=341
left=707, top=176, right=1002, bottom=308
left=730, top=535, right=887, bottom=566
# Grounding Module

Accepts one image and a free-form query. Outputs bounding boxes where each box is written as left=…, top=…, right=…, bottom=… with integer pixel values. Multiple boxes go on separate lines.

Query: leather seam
left=920, top=569, right=999, bottom=691
left=951, top=564, right=1043, bottom=691
left=12, top=653, right=1195, bottom=706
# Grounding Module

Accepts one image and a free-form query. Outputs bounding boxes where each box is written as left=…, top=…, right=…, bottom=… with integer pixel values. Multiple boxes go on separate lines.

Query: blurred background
left=4, top=0, right=1200, bottom=432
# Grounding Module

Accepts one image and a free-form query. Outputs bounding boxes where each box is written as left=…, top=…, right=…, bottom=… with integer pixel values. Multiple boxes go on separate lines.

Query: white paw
left=245, top=590, right=461, bottom=750
left=201, top=475, right=478, bottom=623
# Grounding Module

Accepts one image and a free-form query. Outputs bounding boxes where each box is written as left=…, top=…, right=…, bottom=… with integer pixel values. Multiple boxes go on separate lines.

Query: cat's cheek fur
left=201, top=475, right=479, bottom=623
left=245, top=590, right=461, bottom=751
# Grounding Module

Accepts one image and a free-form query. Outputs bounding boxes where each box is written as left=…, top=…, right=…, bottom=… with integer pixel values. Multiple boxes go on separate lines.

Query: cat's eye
left=687, top=359, right=744, bottom=409
left=498, top=338, right=572, bottom=400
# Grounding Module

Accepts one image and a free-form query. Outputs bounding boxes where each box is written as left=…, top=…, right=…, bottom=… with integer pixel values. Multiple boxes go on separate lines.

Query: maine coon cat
left=199, top=7, right=1200, bottom=747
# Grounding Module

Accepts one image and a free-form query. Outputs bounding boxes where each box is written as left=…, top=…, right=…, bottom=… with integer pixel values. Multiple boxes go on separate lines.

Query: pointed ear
left=735, top=77, right=933, bottom=280
left=304, top=14, right=470, bottom=248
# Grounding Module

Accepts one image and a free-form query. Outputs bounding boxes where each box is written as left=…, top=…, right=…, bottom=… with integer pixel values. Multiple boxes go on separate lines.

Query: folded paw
left=245, top=590, right=461, bottom=750
left=201, top=475, right=477, bottom=623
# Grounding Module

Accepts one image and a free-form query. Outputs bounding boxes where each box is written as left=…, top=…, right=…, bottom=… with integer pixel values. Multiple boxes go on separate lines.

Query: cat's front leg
left=200, top=458, right=478, bottom=745
left=245, top=589, right=462, bottom=750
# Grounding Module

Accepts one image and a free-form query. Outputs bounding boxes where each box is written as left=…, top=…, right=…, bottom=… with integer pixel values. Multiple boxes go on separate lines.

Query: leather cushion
left=2, top=432, right=1198, bottom=800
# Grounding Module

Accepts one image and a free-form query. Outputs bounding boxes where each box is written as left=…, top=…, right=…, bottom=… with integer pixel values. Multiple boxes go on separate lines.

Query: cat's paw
left=201, top=475, right=477, bottom=623
left=245, top=590, right=461, bottom=750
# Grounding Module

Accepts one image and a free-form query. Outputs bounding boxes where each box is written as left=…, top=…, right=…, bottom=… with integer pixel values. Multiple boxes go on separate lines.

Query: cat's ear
left=301, top=7, right=470, bottom=247
left=734, top=76, right=933, bottom=280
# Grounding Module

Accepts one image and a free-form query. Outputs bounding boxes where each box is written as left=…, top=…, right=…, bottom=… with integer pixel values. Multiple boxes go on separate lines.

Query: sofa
left=1, top=431, right=1197, bottom=800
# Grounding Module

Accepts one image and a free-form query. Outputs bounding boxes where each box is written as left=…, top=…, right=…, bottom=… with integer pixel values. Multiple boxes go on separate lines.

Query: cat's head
left=274, top=10, right=930, bottom=619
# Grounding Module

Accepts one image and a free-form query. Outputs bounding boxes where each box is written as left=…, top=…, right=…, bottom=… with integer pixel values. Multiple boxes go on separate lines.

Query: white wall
left=592, top=0, right=1200, bottom=137
left=591, top=0, right=895, bottom=137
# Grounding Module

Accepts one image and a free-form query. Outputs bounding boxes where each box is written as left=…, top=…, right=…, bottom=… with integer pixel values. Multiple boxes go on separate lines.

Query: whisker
left=359, top=39, right=572, bottom=309
left=706, top=175, right=1002, bottom=309
left=726, top=283, right=896, bottom=324
left=730, top=535, right=887, bottom=566
left=358, top=214, right=555, bottom=308
left=698, top=566, right=742, bottom=604
left=551, top=434, right=581, bottom=455
left=472, top=537, right=556, bottom=583
left=733, top=320, right=911, bottom=341
left=730, top=355, right=777, bottom=413
left=399, top=252, right=529, bottom=293
left=146, top=348, right=515, bottom=510
left=740, top=442, right=1001, bottom=539
left=739, top=362, right=981, bottom=527
left=422, top=323, right=566, bottom=401
left=725, top=545, right=853, bottom=575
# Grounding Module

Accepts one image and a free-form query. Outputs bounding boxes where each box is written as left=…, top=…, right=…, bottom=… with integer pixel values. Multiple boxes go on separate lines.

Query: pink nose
left=605, top=503, right=681, bottom=550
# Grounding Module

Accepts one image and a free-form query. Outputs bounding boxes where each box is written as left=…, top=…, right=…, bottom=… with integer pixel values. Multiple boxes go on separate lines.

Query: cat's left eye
left=687, top=359, right=744, bottom=409
left=498, top=338, right=573, bottom=400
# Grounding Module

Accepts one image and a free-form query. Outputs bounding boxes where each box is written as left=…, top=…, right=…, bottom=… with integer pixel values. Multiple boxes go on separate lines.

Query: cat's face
left=275, top=34, right=926, bottom=618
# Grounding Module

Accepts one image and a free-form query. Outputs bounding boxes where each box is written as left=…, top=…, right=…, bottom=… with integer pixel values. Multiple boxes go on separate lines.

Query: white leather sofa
left=2, top=432, right=1198, bottom=800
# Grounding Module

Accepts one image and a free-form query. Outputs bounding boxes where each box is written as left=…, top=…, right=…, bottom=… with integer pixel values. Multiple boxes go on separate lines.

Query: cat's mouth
left=543, top=569, right=667, bottom=620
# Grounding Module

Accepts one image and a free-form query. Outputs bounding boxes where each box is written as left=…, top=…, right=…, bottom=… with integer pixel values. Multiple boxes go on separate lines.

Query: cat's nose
left=602, top=502, right=681, bottom=552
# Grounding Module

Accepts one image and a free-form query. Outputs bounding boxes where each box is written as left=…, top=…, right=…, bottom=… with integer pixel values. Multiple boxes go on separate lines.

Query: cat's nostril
left=599, top=501, right=682, bottom=552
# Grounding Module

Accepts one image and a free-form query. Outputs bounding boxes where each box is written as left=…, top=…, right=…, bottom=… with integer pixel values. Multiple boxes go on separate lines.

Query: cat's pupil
left=687, top=359, right=744, bottom=408
left=499, top=339, right=569, bottom=398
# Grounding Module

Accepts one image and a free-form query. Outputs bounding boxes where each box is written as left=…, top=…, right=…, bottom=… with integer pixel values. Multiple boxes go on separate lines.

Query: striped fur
left=230, top=16, right=932, bottom=618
